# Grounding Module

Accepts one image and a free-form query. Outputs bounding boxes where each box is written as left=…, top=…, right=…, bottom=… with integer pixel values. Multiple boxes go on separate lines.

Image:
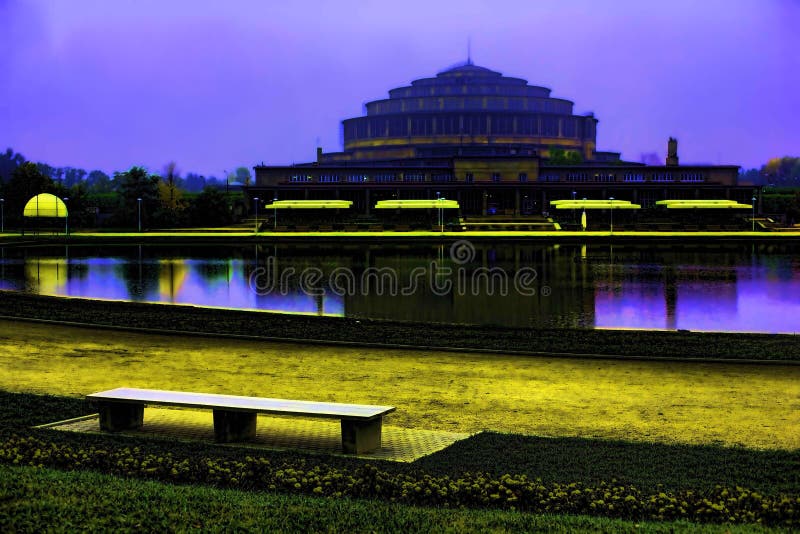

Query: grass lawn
left=1, top=320, right=798, bottom=449
left=0, top=465, right=781, bottom=533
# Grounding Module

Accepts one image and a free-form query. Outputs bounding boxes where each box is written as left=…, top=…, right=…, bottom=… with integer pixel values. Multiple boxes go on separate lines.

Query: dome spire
left=467, top=37, right=472, bottom=65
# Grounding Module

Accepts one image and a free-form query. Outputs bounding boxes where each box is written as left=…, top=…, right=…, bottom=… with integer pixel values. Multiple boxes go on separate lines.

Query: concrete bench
left=87, top=388, right=396, bottom=454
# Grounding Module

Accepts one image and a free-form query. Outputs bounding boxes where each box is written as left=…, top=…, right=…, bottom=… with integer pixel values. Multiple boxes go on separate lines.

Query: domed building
left=251, top=63, right=748, bottom=220
left=329, top=63, right=616, bottom=164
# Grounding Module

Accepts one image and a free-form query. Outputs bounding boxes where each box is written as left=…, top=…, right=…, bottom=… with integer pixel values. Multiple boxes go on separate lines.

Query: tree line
left=0, top=148, right=249, bottom=229
left=740, top=156, right=800, bottom=186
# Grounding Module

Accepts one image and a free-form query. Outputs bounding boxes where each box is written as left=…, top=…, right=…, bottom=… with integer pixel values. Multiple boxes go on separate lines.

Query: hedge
left=1, top=433, right=797, bottom=527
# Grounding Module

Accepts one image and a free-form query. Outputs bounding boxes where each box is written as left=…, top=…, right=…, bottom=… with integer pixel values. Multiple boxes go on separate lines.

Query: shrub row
left=4, top=291, right=800, bottom=360
left=1, top=433, right=797, bottom=527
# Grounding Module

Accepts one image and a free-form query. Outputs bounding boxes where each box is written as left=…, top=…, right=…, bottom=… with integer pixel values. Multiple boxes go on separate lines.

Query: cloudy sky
left=2, top=0, right=797, bottom=177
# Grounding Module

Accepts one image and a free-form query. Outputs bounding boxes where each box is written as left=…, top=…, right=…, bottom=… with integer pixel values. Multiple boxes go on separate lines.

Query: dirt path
left=1, top=319, right=797, bottom=449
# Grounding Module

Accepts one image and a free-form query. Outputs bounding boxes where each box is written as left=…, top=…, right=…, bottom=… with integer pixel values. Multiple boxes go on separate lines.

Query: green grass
left=0, top=465, right=781, bottom=533
left=3, top=391, right=798, bottom=496
left=3, top=317, right=799, bottom=450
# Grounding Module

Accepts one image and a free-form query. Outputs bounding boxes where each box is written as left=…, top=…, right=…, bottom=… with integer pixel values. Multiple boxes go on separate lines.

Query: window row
left=286, top=172, right=705, bottom=184
left=389, top=85, right=551, bottom=99
left=344, top=115, right=591, bottom=140
left=368, top=97, right=571, bottom=115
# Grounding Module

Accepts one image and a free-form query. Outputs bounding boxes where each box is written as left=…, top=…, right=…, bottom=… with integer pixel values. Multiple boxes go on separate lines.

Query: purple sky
left=2, top=0, right=798, bottom=178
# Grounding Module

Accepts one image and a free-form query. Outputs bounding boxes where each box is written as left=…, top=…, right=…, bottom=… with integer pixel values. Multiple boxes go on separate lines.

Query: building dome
left=23, top=193, right=68, bottom=218
left=332, top=63, right=598, bottom=162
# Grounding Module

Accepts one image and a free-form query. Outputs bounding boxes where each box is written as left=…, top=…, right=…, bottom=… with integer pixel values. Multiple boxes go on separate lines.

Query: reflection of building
left=25, top=256, right=68, bottom=294
left=249, top=62, right=749, bottom=216
left=342, top=246, right=595, bottom=328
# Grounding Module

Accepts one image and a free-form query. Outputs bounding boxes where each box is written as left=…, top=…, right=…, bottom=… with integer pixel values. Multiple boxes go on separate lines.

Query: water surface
left=1, top=242, right=798, bottom=333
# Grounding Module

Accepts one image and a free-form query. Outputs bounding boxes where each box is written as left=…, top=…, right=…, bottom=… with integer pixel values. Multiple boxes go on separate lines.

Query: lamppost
left=609, top=196, right=615, bottom=233
left=436, top=191, right=442, bottom=232
left=253, top=197, right=260, bottom=233
left=0, top=198, right=4, bottom=233
left=137, top=198, right=142, bottom=232
left=273, top=197, right=278, bottom=230
left=63, top=197, right=69, bottom=236
left=752, top=195, right=757, bottom=232
left=438, top=197, right=446, bottom=233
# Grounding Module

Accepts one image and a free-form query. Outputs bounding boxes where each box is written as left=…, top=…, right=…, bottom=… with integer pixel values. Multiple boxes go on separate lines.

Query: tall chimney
left=666, top=137, right=679, bottom=166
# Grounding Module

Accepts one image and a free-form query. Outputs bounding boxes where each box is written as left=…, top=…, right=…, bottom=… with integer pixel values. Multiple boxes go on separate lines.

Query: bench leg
left=97, top=401, right=144, bottom=432
left=341, top=417, right=382, bottom=454
left=213, top=410, right=257, bottom=442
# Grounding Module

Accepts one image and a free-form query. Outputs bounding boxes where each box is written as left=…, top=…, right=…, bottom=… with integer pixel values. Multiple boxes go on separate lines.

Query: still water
left=1, top=242, right=798, bottom=333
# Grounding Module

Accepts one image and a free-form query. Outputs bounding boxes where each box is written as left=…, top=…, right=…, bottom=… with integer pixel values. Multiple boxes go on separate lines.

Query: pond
left=1, top=241, right=798, bottom=333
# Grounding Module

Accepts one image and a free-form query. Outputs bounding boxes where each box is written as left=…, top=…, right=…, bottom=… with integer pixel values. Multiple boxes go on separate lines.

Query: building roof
left=23, top=193, right=68, bottom=218
left=435, top=63, right=502, bottom=77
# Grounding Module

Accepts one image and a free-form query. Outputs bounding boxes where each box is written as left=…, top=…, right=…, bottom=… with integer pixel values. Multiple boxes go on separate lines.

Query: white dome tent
left=22, top=193, right=69, bottom=236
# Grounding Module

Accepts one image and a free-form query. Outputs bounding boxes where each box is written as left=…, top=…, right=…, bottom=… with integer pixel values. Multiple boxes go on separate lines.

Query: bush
left=1, top=433, right=797, bottom=527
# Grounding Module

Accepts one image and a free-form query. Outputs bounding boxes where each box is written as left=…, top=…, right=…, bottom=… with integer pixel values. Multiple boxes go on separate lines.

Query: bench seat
left=87, top=387, right=396, bottom=454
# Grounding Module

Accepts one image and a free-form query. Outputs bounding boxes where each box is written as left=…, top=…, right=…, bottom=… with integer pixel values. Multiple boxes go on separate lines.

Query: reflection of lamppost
left=572, top=190, right=576, bottom=224
left=63, top=197, right=69, bottom=236
left=253, top=197, right=260, bottom=233
left=273, top=197, right=278, bottom=230
left=752, top=195, right=757, bottom=231
left=609, top=196, right=615, bottom=233
left=0, top=198, right=4, bottom=233
left=582, top=197, right=587, bottom=231
left=137, top=198, right=142, bottom=232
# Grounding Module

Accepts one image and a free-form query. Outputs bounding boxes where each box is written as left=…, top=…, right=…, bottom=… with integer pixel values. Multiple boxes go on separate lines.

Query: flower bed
left=2, top=433, right=797, bottom=527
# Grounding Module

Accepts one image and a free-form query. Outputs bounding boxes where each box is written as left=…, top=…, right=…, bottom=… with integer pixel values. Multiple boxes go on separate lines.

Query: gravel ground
left=0, top=292, right=796, bottom=361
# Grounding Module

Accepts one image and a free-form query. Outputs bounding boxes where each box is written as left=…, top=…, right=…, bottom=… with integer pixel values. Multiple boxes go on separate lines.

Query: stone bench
left=87, top=387, right=396, bottom=454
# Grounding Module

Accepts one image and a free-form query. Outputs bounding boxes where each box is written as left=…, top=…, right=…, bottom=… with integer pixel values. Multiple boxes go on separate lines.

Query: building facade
left=250, top=63, right=749, bottom=217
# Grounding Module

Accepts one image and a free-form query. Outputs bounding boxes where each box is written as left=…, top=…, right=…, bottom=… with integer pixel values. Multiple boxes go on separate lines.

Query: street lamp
left=137, top=198, right=142, bottom=232
left=63, top=197, right=69, bottom=236
left=438, top=196, right=446, bottom=233
left=0, top=198, right=4, bottom=233
left=752, top=195, right=757, bottom=232
left=609, top=196, right=615, bottom=233
left=253, top=197, right=260, bottom=233
left=273, top=197, right=278, bottom=230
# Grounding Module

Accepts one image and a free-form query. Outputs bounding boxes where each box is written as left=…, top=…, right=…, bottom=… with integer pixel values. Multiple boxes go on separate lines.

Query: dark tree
left=63, top=182, right=94, bottom=228
left=190, top=186, right=233, bottom=227
left=2, top=162, right=58, bottom=226
left=113, top=166, right=160, bottom=229
left=183, top=172, right=206, bottom=193
left=764, top=157, right=800, bottom=186
left=86, top=170, right=113, bottom=193
left=234, top=166, right=252, bottom=186
left=0, top=148, right=26, bottom=183
left=63, top=167, right=88, bottom=188
left=548, top=149, right=583, bottom=165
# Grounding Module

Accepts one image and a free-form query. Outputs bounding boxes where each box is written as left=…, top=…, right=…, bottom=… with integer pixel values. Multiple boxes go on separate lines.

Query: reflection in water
left=1, top=243, right=799, bottom=333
